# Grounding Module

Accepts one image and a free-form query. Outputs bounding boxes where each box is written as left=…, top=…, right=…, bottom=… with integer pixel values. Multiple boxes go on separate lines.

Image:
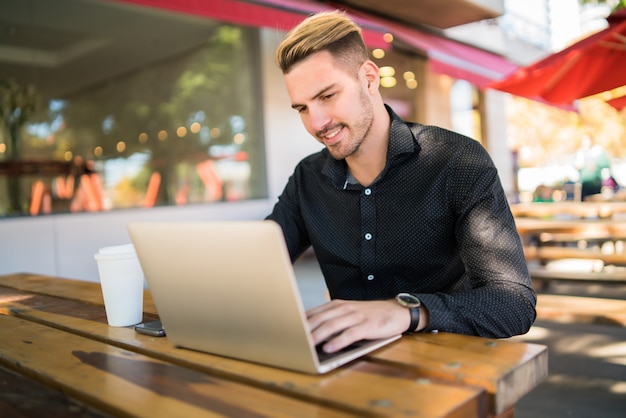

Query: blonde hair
left=276, top=11, right=369, bottom=75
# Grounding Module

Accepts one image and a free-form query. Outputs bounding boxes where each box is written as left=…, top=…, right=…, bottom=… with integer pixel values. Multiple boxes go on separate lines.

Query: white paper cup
left=94, top=244, right=144, bottom=327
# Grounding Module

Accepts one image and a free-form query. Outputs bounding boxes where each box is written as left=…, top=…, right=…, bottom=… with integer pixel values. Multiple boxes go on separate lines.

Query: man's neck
left=345, top=106, right=391, bottom=187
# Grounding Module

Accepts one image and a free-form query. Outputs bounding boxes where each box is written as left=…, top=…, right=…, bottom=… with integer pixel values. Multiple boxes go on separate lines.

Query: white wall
left=484, top=89, right=516, bottom=200
left=0, top=28, right=320, bottom=282
left=0, top=201, right=274, bottom=282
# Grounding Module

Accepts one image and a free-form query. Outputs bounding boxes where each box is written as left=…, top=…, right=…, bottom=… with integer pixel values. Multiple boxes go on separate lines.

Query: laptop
left=127, top=220, right=400, bottom=374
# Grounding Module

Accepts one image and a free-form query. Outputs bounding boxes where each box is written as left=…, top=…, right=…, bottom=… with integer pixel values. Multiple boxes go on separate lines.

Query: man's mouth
left=319, top=125, right=343, bottom=144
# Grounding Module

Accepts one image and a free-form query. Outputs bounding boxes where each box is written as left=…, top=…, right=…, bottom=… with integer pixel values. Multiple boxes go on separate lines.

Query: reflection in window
left=0, top=1, right=265, bottom=217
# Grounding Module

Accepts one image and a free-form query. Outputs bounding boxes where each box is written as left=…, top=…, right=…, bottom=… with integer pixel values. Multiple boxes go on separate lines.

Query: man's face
left=284, top=50, right=375, bottom=160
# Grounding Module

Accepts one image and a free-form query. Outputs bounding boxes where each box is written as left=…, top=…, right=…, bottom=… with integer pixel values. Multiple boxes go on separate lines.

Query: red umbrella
left=488, top=9, right=626, bottom=105
left=607, top=94, right=626, bottom=110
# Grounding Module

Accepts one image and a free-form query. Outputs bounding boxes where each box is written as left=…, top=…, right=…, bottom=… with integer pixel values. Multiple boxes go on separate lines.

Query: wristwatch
left=395, top=293, right=421, bottom=334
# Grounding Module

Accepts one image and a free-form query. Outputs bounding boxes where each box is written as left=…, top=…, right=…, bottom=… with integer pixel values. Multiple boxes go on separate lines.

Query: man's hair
left=276, top=11, right=369, bottom=75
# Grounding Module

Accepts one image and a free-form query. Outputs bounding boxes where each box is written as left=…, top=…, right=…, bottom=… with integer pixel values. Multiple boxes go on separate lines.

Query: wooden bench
left=515, top=215, right=626, bottom=288
left=524, top=245, right=626, bottom=287
left=512, top=209, right=626, bottom=327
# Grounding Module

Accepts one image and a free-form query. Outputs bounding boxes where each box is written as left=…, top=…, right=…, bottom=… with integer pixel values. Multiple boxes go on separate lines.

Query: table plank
left=0, top=364, right=109, bottom=418
left=536, top=294, right=626, bottom=326
left=515, top=218, right=626, bottom=238
left=1, top=285, right=486, bottom=418
left=523, top=246, right=626, bottom=266
left=511, top=202, right=626, bottom=219
left=528, top=267, right=626, bottom=285
left=368, top=333, right=548, bottom=415
left=0, top=315, right=361, bottom=418
left=0, top=272, right=159, bottom=315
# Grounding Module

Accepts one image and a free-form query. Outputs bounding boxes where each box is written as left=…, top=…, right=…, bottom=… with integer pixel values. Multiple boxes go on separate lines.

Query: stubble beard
left=326, top=89, right=374, bottom=161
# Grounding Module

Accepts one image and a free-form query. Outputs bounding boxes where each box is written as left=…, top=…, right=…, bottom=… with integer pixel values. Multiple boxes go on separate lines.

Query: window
left=0, top=0, right=266, bottom=217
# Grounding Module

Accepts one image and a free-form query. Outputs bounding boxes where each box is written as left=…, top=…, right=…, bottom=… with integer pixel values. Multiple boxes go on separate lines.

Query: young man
left=266, top=11, right=536, bottom=354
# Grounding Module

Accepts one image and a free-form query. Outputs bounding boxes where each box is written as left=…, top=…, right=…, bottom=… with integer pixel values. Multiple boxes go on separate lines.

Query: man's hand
left=306, top=299, right=410, bottom=353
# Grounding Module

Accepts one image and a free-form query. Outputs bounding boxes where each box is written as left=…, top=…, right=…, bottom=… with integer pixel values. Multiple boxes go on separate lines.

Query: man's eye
left=322, top=93, right=335, bottom=101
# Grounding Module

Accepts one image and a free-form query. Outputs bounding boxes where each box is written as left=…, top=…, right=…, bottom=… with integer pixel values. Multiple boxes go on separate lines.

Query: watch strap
left=406, top=306, right=420, bottom=334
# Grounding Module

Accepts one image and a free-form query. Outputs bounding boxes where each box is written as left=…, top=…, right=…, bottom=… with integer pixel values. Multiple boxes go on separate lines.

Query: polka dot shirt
left=267, top=106, right=537, bottom=338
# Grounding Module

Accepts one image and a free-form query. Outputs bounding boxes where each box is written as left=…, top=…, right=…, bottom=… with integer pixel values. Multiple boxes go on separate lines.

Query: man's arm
left=265, top=163, right=311, bottom=262
left=417, top=138, right=536, bottom=337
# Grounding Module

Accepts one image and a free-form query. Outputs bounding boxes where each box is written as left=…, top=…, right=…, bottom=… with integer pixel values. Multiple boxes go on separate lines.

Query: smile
left=319, top=125, right=344, bottom=144
left=324, top=127, right=341, bottom=139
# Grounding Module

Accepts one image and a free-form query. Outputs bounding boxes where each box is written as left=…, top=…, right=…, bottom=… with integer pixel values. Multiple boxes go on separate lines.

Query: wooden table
left=0, top=273, right=548, bottom=418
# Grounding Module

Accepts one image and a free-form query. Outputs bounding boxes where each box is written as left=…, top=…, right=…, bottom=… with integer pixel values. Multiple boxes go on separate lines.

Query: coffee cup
left=94, top=243, right=144, bottom=327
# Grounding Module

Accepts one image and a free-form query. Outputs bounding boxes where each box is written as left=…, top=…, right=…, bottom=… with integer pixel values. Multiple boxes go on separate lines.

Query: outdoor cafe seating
left=512, top=199, right=626, bottom=327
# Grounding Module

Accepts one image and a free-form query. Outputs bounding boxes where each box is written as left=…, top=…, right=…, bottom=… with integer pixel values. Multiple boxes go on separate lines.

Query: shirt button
left=364, top=188, right=372, bottom=196
left=367, top=274, right=375, bottom=281
left=364, top=233, right=372, bottom=240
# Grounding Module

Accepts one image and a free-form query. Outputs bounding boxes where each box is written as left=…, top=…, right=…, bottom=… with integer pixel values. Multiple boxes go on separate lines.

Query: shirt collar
left=322, top=104, right=419, bottom=188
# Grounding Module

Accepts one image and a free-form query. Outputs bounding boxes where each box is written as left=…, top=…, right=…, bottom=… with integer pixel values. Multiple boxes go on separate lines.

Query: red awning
left=115, top=0, right=516, bottom=87
left=113, top=0, right=390, bottom=49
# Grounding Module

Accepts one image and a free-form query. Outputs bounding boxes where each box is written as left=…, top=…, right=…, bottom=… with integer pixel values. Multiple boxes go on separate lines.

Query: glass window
left=0, top=0, right=266, bottom=217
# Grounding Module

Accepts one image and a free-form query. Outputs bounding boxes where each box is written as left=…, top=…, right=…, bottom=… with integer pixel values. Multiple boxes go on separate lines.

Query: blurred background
left=2, top=2, right=626, bottom=416
left=0, top=0, right=625, bottom=280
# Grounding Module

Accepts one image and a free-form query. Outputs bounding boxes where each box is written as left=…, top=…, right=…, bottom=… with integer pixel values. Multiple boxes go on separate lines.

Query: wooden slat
left=515, top=218, right=626, bottom=238
left=511, top=202, right=626, bottom=219
left=536, top=294, right=626, bottom=327
left=523, top=246, right=626, bottom=266
left=0, top=315, right=362, bottom=418
left=0, top=272, right=159, bottom=315
left=0, top=286, right=486, bottom=418
left=367, top=333, right=548, bottom=416
left=528, top=268, right=626, bottom=285
left=0, top=364, right=109, bottom=418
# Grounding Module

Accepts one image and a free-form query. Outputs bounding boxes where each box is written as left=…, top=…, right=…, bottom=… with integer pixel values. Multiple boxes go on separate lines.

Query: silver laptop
left=127, top=220, right=400, bottom=374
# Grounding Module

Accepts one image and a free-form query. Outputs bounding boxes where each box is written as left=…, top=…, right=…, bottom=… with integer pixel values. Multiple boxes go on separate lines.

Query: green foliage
left=578, top=0, right=626, bottom=12
left=0, top=79, right=38, bottom=128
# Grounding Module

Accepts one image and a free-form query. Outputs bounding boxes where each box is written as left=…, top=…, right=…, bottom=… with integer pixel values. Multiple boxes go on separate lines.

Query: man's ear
left=361, top=60, right=380, bottom=91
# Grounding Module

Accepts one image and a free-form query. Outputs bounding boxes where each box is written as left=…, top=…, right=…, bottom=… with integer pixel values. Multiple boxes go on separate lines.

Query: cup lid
left=97, top=243, right=136, bottom=256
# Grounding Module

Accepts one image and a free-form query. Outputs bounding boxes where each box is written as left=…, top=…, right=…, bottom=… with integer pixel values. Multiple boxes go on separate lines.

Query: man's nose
left=308, top=105, right=331, bottom=133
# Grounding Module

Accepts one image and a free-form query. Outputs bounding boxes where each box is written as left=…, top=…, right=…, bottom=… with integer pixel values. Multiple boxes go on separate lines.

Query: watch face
left=396, top=293, right=420, bottom=307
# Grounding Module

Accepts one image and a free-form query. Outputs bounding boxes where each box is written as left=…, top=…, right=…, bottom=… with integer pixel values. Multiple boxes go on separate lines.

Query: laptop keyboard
left=315, top=339, right=368, bottom=363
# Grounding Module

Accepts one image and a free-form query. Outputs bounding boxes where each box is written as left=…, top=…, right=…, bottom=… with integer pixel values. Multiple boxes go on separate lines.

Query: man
left=266, top=11, right=536, bottom=354
left=574, top=133, right=611, bottom=200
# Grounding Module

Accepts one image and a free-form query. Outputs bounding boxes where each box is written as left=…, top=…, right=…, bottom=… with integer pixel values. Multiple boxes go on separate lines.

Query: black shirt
left=267, top=106, right=536, bottom=338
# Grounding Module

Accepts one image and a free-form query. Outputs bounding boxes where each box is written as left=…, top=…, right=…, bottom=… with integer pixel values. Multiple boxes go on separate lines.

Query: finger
left=322, top=322, right=367, bottom=353
left=310, top=305, right=366, bottom=349
left=309, top=312, right=354, bottom=345
left=307, top=300, right=352, bottom=331
left=306, top=299, right=344, bottom=318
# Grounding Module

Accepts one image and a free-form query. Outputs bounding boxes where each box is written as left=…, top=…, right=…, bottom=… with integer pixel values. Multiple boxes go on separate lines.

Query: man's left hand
left=306, top=299, right=410, bottom=353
